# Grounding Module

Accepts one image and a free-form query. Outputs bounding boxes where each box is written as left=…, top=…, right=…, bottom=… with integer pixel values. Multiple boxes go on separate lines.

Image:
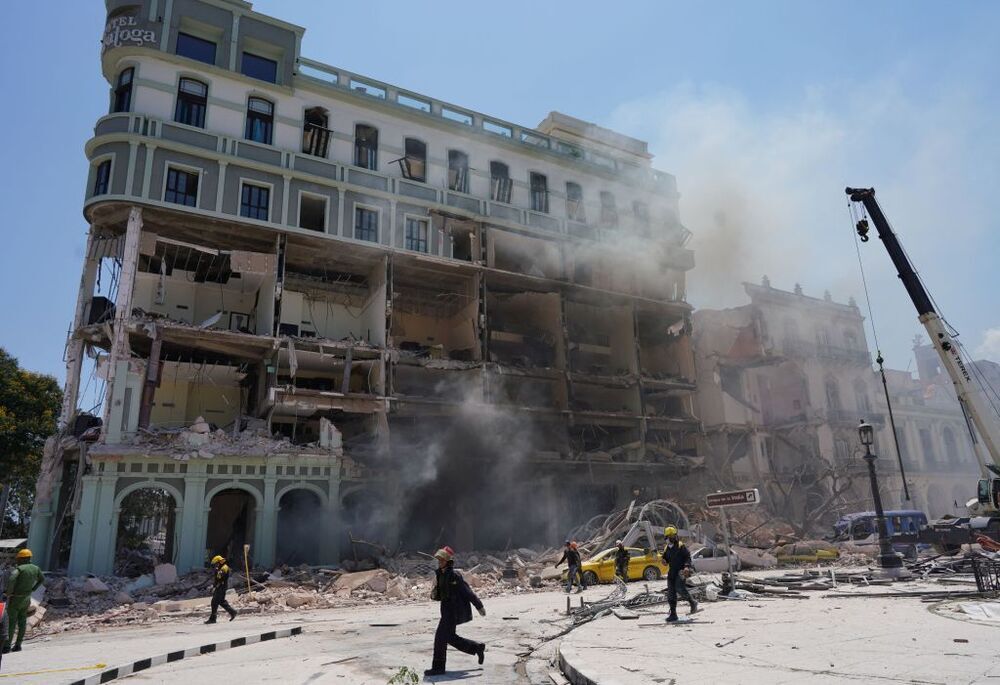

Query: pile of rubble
left=31, top=547, right=565, bottom=636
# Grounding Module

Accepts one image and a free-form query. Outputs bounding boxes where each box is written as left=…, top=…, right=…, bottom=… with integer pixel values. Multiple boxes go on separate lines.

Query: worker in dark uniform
left=3, top=549, right=43, bottom=652
left=425, top=546, right=486, bottom=677
left=205, top=555, right=237, bottom=624
left=661, top=526, right=699, bottom=622
left=614, top=540, right=630, bottom=582
left=555, top=540, right=587, bottom=593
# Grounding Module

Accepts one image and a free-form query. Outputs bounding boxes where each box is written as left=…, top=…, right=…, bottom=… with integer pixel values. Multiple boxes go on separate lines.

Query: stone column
left=67, top=474, right=101, bottom=575
left=61, top=228, right=100, bottom=429
left=176, top=473, right=207, bottom=572
left=259, top=471, right=278, bottom=567
left=90, top=472, right=120, bottom=576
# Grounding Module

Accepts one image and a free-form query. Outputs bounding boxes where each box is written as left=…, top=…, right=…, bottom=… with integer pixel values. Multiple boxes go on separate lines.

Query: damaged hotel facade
left=30, top=0, right=698, bottom=574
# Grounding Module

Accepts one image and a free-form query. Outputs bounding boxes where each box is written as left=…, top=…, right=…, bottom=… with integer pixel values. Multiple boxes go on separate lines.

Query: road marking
left=0, top=663, right=107, bottom=678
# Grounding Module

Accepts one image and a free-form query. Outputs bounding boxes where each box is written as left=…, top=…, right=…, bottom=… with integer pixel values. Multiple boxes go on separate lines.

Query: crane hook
left=856, top=219, right=870, bottom=242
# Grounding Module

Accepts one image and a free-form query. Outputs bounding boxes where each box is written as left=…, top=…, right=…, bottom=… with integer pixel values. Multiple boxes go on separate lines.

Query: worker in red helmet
left=425, top=546, right=486, bottom=677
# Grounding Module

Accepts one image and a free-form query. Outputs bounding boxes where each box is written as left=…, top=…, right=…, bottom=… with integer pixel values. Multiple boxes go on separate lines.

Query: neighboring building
left=873, top=339, right=992, bottom=517
left=694, top=279, right=880, bottom=529
left=30, top=0, right=697, bottom=574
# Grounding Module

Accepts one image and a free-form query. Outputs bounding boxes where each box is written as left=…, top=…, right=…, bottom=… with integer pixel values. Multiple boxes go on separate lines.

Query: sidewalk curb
left=66, top=626, right=303, bottom=685
left=557, top=644, right=596, bottom=685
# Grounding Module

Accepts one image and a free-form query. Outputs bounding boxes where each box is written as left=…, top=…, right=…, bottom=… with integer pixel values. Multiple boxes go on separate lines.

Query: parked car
left=831, top=510, right=929, bottom=559
left=564, top=547, right=668, bottom=585
left=690, top=545, right=742, bottom=573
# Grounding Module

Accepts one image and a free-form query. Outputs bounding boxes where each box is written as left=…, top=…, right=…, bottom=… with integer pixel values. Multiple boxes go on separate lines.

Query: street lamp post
left=858, top=420, right=904, bottom=574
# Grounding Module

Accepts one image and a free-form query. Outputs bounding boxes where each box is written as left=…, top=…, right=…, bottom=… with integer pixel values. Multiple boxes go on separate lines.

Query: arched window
left=565, top=182, right=585, bottom=221
left=302, top=107, right=330, bottom=157
left=490, top=161, right=511, bottom=203
left=174, top=78, right=208, bottom=128
left=354, top=124, right=378, bottom=169
left=448, top=150, right=469, bottom=193
left=113, top=67, right=134, bottom=113
left=245, top=97, right=274, bottom=144
left=401, top=138, right=426, bottom=181
left=529, top=172, right=548, bottom=213
left=825, top=377, right=842, bottom=411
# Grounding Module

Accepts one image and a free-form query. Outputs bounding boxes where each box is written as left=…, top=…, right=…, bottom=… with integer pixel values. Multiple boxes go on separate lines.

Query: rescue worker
left=661, top=526, right=699, bottom=622
left=555, top=540, right=587, bottom=593
left=3, top=549, right=43, bottom=652
left=204, top=555, right=237, bottom=624
left=614, top=540, right=630, bottom=582
left=425, top=546, right=486, bottom=677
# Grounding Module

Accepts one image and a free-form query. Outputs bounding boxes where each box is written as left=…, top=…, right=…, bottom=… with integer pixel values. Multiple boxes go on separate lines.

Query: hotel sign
left=102, top=11, right=157, bottom=53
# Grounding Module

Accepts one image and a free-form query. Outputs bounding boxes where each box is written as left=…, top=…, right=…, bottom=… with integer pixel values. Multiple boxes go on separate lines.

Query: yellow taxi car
left=565, top=546, right=669, bottom=584
left=773, top=541, right=840, bottom=564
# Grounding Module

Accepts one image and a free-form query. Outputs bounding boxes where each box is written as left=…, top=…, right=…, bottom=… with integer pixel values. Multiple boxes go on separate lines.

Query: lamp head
left=858, top=420, right=874, bottom=447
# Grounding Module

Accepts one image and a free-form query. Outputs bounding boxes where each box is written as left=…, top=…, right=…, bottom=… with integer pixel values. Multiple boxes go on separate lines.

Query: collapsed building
left=694, top=278, right=990, bottom=532
left=28, top=0, right=699, bottom=575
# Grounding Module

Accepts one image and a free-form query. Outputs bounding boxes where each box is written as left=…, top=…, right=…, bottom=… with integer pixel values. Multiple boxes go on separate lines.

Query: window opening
left=176, top=32, right=216, bottom=65
left=299, top=194, right=326, bottom=232
left=448, top=150, right=469, bottom=193
left=113, top=67, right=134, bottom=113
left=600, top=191, right=618, bottom=227
left=490, top=161, right=511, bottom=203
left=399, top=138, right=426, bottom=181
left=405, top=217, right=429, bottom=252
left=174, top=78, right=207, bottom=128
left=241, top=52, right=278, bottom=83
left=633, top=200, right=650, bottom=235
left=302, top=107, right=330, bottom=157
left=93, top=160, right=111, bottom=196
left=240, top=183, right=270, bottom=220
left=566, top=182, right=585, bottom=221
left=245, top=97, right=274, bottom=144
left=164, top=167, right=199, bottom=206
left=354, top=124, right=378, bottom=170
left=354, top=207, right=378, bottom=242
left=530, top=173, right=548, bottom=213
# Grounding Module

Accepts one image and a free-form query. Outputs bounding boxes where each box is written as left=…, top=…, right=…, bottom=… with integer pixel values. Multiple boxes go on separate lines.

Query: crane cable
left=848, top=200, right=911, bottom=501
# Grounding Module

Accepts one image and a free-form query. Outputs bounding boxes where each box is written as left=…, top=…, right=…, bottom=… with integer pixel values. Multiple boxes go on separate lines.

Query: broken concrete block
left=190, top=416, right=211, bottom=433
left=114, top=591, right=134, bottom=604
left=126, top=574, right=155, bottom=593
left=332, top=569, right=391, bottom=594
left=529, top=575, right=543, bottom=588
left=83, top=577, right=110, bottom=593
left=26, top=605, right=46, bottom=629
left=154, top=563, right=178, bottom=585
left=285, top=593, right=315, bottom=608
left=364, top=575, right=388, bottom=593
left=181, top=431, right=210, bottom=447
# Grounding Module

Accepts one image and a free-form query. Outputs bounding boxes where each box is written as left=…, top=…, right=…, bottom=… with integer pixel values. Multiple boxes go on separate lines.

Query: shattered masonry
left=28, top=0, right=699, bottom=574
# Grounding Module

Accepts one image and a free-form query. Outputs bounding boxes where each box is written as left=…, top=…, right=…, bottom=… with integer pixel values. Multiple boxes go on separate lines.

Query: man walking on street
left=555, top=540, right=587, bottom=593
left=425, top=546, right=486, bottom=677
left=3, top=549, right=43, bottom=652
left=614, top=540, right=630, bottom=582
left=204, top=555, right=237, bottom=624
left=661, top=526, right=699, bottom=622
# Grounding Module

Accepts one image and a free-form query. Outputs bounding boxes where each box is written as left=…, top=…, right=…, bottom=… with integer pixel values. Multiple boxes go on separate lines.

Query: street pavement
left=4, top=573, right=1000, bottom=684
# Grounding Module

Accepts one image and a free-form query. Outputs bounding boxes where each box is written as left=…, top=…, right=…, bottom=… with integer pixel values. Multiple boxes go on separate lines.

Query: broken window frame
left=164, top=166, right=200, bottom=207
left=529, top=172, right=549, bottom=213
left=244, top=96, right=274, bottom=145
left=565, top=181, right=585, bottom=222
left=600, top=191, right=618, bottom=228
left=400, top=137, right=427, bottom=182
left=490, top=161, right=512, bottom=203
left=239, top=181, right=271, bottom=221
left=174, top=77, right=208, bottom=128
left=93, top=159, right=112, bottom=196
left=113, top=67, right=134, bottom=113
left=302, top=107, right=331, bottom=158
left=448, top=149, right=470, bottom=193
left=404, top=216, right=429, bottom=253
left=298, top=192, right=328, bottom=232
left=354, top=205, right=379, bottom=243
left=354, top=124, right=379, bottom=170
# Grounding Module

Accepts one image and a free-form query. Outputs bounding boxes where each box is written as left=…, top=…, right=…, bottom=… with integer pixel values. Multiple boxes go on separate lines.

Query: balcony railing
left=301, top=122, right=332, bottom=158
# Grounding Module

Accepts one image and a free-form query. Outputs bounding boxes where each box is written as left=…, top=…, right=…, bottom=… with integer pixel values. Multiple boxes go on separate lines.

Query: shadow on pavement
left=424, top=668, right=483, bottom=681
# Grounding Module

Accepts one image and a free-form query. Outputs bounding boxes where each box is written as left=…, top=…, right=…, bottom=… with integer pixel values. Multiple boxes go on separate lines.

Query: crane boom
left=845, top=187, right=1000, bottom=475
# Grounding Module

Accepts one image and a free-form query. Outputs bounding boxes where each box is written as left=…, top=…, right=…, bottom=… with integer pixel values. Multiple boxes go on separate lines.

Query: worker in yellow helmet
left=3, top=549, right=44, bottom=652
left=204, top=555, right=237, bottom=624
left=661, top=527, right=698, bottom=622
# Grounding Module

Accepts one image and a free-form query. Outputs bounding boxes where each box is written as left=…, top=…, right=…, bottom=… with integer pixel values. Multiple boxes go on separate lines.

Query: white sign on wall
left=102, top=13, right=157, bottom=53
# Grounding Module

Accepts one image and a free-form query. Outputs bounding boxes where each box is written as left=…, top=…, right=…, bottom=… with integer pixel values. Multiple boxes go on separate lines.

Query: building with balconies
left=28, top=0, right=699, bottom=574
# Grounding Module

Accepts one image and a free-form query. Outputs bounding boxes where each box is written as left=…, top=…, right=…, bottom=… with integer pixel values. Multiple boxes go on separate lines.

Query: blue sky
left=1, top=1, right=998, bottom=383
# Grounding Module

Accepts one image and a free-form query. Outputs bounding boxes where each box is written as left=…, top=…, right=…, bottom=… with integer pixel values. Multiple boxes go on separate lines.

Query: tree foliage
left=0, top=347, right=62, bottom=536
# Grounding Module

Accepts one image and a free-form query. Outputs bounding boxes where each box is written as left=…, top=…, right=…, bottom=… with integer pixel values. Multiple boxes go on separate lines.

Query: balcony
left=826, top=409, right=885, bottom=426
left=816, top=344, right=870, bottom=366
left=301, top=122, right=332, bottom=158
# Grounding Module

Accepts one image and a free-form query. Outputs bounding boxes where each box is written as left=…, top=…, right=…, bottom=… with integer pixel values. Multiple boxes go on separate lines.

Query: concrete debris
left=154, top=563, right=178, bottom=585
left=83, top=577, right=110, bottom=593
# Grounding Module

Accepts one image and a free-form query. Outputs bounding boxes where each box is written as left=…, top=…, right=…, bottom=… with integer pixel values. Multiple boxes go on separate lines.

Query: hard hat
left=616, top=539, right=623, bottom=546
left=664, top=526, right=678, bottom=538
left=564, top=539, right=571, bottom=545
left=434, top=546, right=455, bottom=562
left=16, top=548, right=32, bottom=560
left=211, top=555, right=225, bottom=565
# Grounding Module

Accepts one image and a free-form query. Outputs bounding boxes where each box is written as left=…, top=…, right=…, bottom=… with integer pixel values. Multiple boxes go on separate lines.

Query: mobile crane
left=845, top=187, right=1000, bottom=550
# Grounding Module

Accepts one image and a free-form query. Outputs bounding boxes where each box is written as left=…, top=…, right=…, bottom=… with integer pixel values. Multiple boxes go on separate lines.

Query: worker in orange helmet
left=425, top=546, right=486, bottom=677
